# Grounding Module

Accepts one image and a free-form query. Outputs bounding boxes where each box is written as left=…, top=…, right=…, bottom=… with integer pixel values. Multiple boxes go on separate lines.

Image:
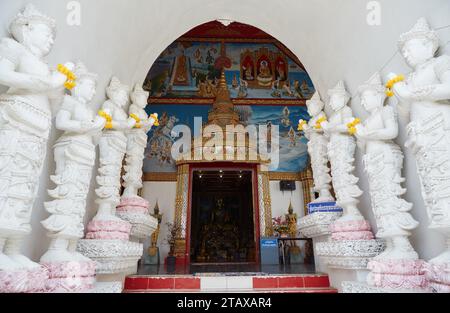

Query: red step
left=124, top=274, right=337, bottom=293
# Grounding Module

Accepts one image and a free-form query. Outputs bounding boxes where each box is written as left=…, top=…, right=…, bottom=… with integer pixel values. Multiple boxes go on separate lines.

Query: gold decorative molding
left=144, top=170, right=312, bottom=182
left=143, top=172, right=177, bottom=182
left=259, top=170, right=273, bottom=237
left=269, top=170, right=312, bottom=182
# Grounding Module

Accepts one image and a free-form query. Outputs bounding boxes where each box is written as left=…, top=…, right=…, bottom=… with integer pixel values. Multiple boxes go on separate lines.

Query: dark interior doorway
left=190, top=170, right=256, bottom=264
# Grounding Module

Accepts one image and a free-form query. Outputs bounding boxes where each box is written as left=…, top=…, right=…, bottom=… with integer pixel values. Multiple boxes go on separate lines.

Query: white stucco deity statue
left=116, top=84, right=159, bottom=240
left=354, top=72, right=428, bottom=291
left=85, top=77, right=136, bottom=240
left=388, top=18, right=450, bottom=292
left=300, top=91, right=334, bottom=203
left=321, top=81, right=374, bottom=241
left=77, top=78, right=144, bottom=286
left=0, top=5, right=71, bottom=293
left=39, top=62, right=106, bottom=292
left=122, top=84, right=158, bottom=199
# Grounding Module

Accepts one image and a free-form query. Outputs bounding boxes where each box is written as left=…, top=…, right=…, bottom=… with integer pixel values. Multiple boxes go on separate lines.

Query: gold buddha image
left=196, top=198, right=241, bottom=263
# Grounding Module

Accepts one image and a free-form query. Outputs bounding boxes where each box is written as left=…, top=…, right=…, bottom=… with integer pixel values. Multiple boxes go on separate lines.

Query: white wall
left=0, top=0, right=449, bottom=265
left=270, top=181, right=305, bottom=220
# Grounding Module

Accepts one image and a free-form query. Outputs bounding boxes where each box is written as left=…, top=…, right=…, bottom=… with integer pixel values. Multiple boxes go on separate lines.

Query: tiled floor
left=136, top=263, right=316, bottom=276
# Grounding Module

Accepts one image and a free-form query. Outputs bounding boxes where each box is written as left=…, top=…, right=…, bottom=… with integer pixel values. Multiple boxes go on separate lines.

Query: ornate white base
left=316, top=240, right=385, bottom=270
left=298, top=212, right=343, bottom=238
left=91, top=281, right=123, bottom=293
left=342, top=281, right=431, bottom=293
left=116, top=212, right=157, bottom=240
left=76, top=239, right=143, bottom=275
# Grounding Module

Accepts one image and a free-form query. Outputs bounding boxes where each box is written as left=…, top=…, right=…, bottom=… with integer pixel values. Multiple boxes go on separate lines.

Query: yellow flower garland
left=150, top=113, right=160, bottom=127
left=385, top=74, right=405, bottom=97
left=297, top=119, right=307, bottom=131
left=130, top=113, right=141, bottom=129
left=98, top=110, right=113, bottom=129
left=314, top=117, right=327, bottom=130
left=347, top=118, right=361, bottom=135
left=57, top=64, right=77, bottom=90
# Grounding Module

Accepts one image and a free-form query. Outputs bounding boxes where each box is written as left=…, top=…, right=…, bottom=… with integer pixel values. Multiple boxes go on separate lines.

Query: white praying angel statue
left=388, top=18, right=450, bottom=292
left=0, top=4, right=72, bottom=292
left=39, top=62, right=106, bottom=292
left=116, top=84, right=159, bottom=240
left=321, top=81, right=374, bottom=241
left=354, top=73, right=430, bottom=291
left=299, top=91, right=334, bottom=203
left=321, top=81, right=364, bottom=221
left=355, top=72, right=419, bottom=260
left=122, top=84, right=158, bottom=199
left=84, top=77, right=136, bottom=241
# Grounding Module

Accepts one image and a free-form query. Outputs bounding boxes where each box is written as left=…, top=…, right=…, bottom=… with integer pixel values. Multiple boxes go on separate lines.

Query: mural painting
left=143, top=41, right=315, bottom=100
left=143, top=104, right=311, bottom=173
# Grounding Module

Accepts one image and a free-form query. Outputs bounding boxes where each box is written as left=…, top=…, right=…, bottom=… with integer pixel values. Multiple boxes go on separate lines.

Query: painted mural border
left=148, top=97, right=307, bottom=106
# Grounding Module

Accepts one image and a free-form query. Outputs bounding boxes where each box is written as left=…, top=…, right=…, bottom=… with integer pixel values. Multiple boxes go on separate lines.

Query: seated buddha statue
left=197, top=199, right=241, bottom=262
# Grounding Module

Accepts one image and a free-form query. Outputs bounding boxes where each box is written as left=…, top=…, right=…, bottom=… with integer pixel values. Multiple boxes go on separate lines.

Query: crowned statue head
left=328, top=80, right=351, bottom=112
left=72, top=62, right=98, bottom=103
left=9, top=4, right=56, bottom=58
left=357, top=72, right=386, bottom=113
left=106, top=76, right=130, bottom=108
left=398, top=17, right=439, bottom=69
left=306, top=91, right=325, bottom=117
left=130, top=83, right=149, bottom=109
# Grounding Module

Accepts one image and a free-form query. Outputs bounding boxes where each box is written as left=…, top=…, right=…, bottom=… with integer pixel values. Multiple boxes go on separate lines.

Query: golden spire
left=153, top=201, right=160, bottom=214
left=207, top=69, right=239, bottom=127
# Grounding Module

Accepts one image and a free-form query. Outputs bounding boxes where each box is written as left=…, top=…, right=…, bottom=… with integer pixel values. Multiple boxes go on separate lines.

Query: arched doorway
left=141, top=20, right=316, bottom=269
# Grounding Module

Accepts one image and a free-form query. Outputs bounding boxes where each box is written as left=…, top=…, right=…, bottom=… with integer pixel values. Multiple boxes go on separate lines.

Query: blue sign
left=261, top=238, right=278, bottom=247
left=308, top=202, right=344, bottom=215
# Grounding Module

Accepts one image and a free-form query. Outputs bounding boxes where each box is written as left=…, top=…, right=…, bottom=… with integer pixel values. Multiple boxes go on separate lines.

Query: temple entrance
left=189, top=169, right=257, bottom=264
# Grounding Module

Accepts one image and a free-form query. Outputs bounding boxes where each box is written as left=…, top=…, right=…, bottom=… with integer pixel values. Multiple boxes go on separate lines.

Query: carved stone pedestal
left=0, top=266, right=48, bottom=293
left=92, top=281, right=124, bottom=293
left=298, top=202, right=343, bottom=238
left=342, top=281, right=430, bottom=293
left=116, top=197, right=158, bottom=241
left=425, top=254, right=450, bottom=293
left=316, top=239, right=385, bottom=270
left=298, top=202, right=343, bottom=273
left=77, top=239, right=143, bottom=276
left=364, top=259, right=430, bottom=292
left=316, top=239, right=385, bottom=292
left=41, top=261, right=96, bottom=293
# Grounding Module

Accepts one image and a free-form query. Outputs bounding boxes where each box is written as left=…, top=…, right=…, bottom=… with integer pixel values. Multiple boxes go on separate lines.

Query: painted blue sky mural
left=143, top=104, right=311, bottom=173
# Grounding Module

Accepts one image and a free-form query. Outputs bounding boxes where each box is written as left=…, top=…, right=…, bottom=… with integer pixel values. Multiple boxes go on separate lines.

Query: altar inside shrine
left=190, top=170, right=256, bottom=264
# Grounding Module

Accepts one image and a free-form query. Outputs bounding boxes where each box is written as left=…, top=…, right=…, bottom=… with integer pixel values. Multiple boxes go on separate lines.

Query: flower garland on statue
left=97, top=111, right=160, bottom=130
left=314, top=116, right=327, bottom=130
left=98, top=110, right=113, bottom=129
left=385, top=74, right=405, bottom=97
left=347, top=118, right=361, bottom=135
left=149, top=113, right=160, bottom=127
left=298, top=116, right=327, bottom=132
left=297, top=119, right=307, bottom=131
left=129, top=113, right=141, bottom=129
left=57, top=64, right=77, bottom=90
